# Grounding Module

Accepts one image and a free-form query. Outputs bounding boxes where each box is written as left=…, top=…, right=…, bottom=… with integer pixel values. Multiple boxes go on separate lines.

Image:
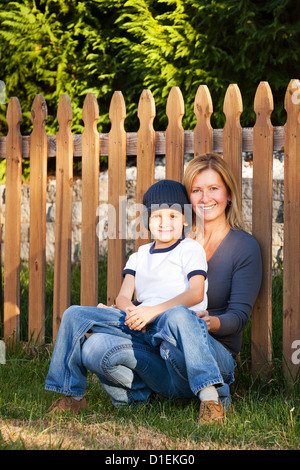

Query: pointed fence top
left=194, top=84, right=213, bottom=121
left=193, top=84, right=213, bottom=155
left=82, top=93, right=99, bottom=129
left=285, top=79, right=300, bottom=114
left=166, top=86, right=184, bottom=122
left=138, top=89, right=156, bottom=123
left=31, top=94, right=48, bottom=127
left=6, top=96, right=22, bottom=130
left=109, top=91, right=126, bottom=125
left=223, top=84, right=243, bottom=119
left=57, top=94, right=73, bottom=128
left=254, top=82, right=273, bottom=120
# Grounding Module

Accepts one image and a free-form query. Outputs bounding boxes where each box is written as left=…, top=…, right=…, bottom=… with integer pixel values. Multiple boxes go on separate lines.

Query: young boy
left=47, top=179, right=221, bottom=416
left=117, top=179, right=208, bottom=331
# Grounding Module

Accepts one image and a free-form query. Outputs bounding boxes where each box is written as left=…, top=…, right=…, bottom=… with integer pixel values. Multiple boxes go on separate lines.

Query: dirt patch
left=0, top=416, right=233, bottom=450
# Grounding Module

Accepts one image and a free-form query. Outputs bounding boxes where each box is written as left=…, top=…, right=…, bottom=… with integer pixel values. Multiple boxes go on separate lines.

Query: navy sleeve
left=122, top=268, right=136, bottom=278
left=122, top=252, right=138, bottom=278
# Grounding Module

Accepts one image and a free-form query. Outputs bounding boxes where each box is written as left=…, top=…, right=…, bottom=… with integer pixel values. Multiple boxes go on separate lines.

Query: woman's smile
left=202, top=203, right=217, bottom=210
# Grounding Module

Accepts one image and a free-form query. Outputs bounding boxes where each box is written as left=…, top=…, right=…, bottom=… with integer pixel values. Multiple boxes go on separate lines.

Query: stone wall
left=242, top=178, right=284, bottom=265
left=0, top=174, right=284, bottom=266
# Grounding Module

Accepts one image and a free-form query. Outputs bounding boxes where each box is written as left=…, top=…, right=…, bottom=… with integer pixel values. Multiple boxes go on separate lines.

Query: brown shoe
left=47, top=396, right=88, bottom=414
left=198, top=398, right=225, bottom=424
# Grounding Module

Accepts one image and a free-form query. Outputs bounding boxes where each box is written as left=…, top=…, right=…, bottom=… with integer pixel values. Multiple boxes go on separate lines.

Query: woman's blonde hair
left=183, top=153, right=244, bottom=230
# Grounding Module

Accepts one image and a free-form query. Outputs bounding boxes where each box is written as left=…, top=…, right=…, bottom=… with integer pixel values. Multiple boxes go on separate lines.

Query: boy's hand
left=97, top=303, right=109, bottom=308
left=125, top=305, right=158, bottom=331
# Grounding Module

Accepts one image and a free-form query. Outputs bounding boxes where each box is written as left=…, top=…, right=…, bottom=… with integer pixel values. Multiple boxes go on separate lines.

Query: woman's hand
left=196, top=310, right=220, bottom=333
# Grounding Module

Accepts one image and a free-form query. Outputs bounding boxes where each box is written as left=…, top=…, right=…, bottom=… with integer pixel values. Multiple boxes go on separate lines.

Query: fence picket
left=28, top=95, right=48, bottom=343
left=135, top=90, right=156, bottom=250
left=3, top=97, right=23, bottom=341
left=283, top=79, right=300, bottom=385
left=194, top=85, right=213, bottom=156
left=223, top=84, right=243, bottom=196
left=81, top=93, right=100, bottom=306
left=53, top=94, right=73, bottom=339
left=251, top=82, right=274, bottom=374
left=107, top=91, right=126, bottom=305
left=165, top=87, right=185, bottom=182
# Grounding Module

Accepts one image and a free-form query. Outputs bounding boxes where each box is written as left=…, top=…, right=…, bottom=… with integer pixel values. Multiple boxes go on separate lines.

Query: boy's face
left=149, top=208, right=185, bottom=247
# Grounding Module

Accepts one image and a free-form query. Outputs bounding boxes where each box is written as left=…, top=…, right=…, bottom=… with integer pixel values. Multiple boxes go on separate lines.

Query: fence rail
left=0, top=81, right=299, bottom=385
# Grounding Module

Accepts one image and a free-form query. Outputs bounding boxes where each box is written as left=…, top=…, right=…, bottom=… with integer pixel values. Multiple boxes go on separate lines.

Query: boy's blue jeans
left=45, top=305, right=236, bottom=408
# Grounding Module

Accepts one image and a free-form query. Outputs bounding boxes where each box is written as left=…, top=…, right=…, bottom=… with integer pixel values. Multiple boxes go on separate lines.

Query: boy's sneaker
left=198, top=398, right=225, bottom=424
left=47, top=396, right=88, bottom=414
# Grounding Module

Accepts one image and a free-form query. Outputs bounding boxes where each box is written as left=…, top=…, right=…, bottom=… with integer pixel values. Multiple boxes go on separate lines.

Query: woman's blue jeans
left=45, top=305, right=236, bottom=409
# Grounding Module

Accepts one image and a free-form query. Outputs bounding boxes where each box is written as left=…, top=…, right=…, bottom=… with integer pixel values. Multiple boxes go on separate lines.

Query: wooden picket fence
left=0, top=80, right=299, bottom=384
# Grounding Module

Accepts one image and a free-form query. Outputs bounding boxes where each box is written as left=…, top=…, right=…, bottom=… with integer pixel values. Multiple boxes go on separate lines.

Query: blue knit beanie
left=142, top=179, right=192, bottom=230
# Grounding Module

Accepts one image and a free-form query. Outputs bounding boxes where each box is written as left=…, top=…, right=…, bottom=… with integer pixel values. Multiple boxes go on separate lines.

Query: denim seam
left=193, top=377, right=224, bottom=396
left=101, top=343, right=157, bottom=403
left=160, top=344, right=187, bottom=379
left=45, top=384, right=68, bottom=394
left=220, top=371, right=235, bottom=386
left=156, top=330, right=177, bottom=347
left=158, top=318, right=209, bottom=347
left=63, top=320, right=96, bottom=393
left=44, top=384, right=85, bottom=397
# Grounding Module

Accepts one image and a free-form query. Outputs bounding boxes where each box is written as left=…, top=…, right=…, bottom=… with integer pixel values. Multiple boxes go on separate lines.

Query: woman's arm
left=202, top=231, right=262, bottom=358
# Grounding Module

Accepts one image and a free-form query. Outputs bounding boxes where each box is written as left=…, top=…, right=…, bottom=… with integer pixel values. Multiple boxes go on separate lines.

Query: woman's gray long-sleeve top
left=206, top=229, right=262, bottom=357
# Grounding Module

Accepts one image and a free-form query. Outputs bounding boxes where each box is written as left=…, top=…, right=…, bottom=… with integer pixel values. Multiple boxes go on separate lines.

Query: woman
left=45, top=154, right=262, bottom=423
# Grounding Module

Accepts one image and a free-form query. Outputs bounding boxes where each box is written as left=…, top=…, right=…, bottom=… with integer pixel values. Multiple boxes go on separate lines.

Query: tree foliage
left=0, top=0, right=118, bottom=134
left=0, top=0, right=299, bottom=136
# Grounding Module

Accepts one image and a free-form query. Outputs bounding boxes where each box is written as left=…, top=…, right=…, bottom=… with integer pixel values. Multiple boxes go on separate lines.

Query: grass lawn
left=0, top=262, right=299, bottom=450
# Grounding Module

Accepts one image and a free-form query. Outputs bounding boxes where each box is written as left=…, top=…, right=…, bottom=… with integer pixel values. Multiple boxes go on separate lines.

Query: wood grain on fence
left=28, top=95, right=48, bottom=343
left=283, top=79, right=300, bottom=385
left=194, top=85, right=213, bottom=156
left=107, top=91, right=126, bottom=306
left=251, top=82, right=274, bottom=374
left=135, top=90, right=156, bottom=251
left=53, top=94, right=73, bottom=339
left=223, top=84, right=243, bottom=197
left=81, top=93, right=100, bottom=307
left=3, top=97, right=22, bottom=341
left=165, top=87, right=185, bottom=182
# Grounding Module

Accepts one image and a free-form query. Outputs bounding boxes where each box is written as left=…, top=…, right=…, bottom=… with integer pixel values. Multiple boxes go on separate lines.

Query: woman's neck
left=203, top=219, right=231, bottom=260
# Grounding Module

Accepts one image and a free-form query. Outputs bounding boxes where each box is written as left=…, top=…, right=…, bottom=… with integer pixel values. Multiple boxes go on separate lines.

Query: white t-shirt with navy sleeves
left=123, top=238, right=208, bottom=311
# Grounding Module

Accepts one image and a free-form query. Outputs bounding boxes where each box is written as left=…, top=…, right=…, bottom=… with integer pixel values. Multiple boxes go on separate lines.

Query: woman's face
left=189, top=169, right=231, bottom=224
